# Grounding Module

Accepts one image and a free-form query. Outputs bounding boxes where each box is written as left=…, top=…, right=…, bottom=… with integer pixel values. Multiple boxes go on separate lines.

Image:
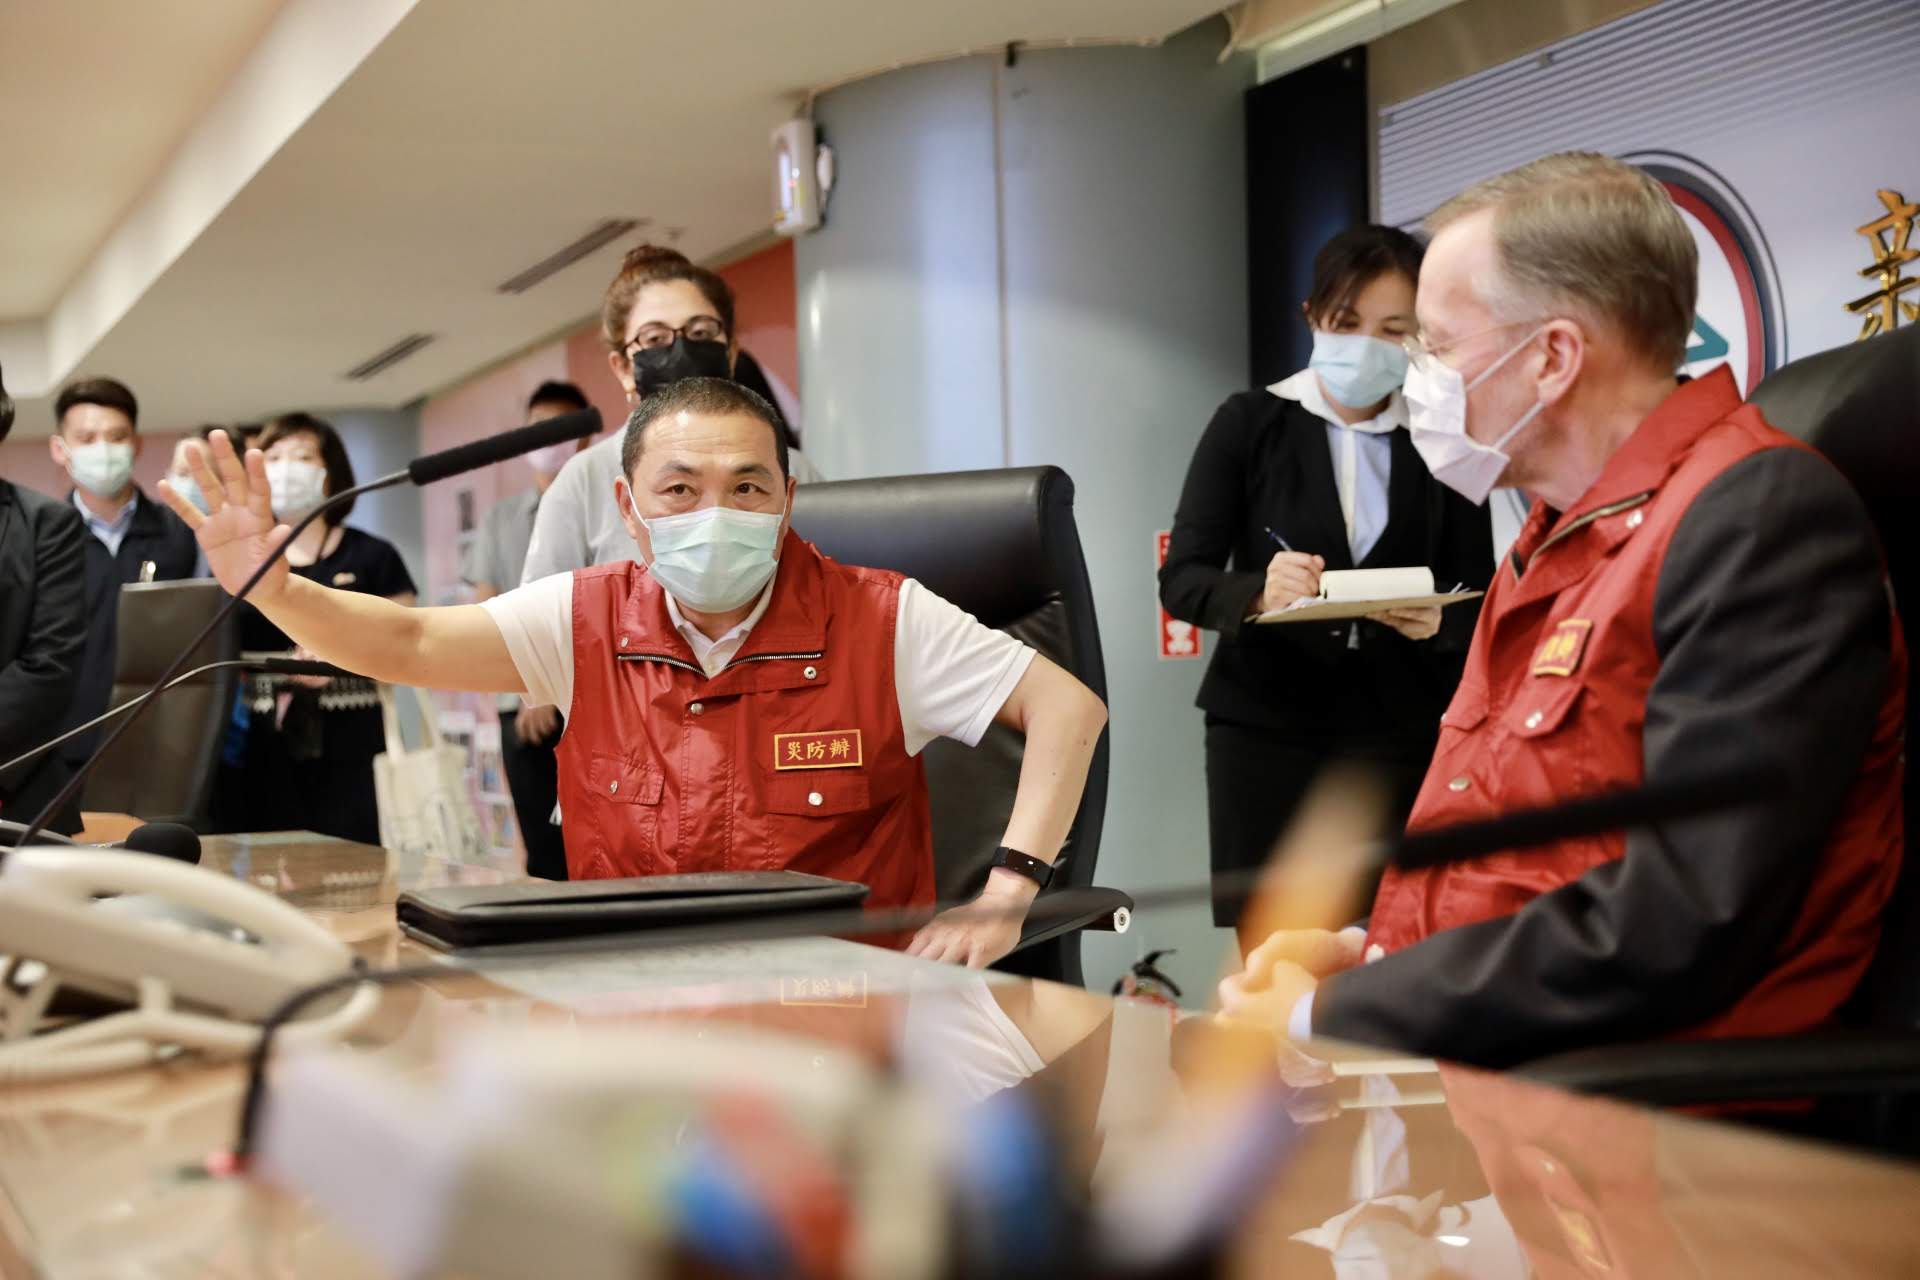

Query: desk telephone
left=0, top=847, right=378, bottom=1082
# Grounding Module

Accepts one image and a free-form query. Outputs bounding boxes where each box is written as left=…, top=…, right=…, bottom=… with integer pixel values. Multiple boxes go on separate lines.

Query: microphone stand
left=0, top=658, right=350, bottom=780
left=8, top=474, right=401, bottom=852
left=8, top=404, right=601, bottom=853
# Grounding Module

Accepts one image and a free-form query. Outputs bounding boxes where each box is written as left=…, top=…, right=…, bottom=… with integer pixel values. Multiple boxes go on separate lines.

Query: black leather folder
left=395, top=871, right=871, bottom=950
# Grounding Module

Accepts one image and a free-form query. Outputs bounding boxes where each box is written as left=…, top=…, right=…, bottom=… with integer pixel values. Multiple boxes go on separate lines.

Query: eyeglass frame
left=1401, top=317, right=1549, bottom=376
left=622, top=315, right=729, bottom=357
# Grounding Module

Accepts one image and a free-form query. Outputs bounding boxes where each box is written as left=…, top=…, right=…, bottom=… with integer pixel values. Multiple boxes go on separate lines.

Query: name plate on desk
left=396, top=871, right=870, bottom=950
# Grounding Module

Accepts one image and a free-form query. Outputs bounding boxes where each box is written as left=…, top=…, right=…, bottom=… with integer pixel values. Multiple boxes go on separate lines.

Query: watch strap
left=991, top=845, right=1055, bottom=890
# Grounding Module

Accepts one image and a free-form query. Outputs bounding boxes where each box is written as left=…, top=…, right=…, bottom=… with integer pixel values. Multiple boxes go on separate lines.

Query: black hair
left=622, top=377, right=789, bottom=483
left=730, top=350, right=802, bottom=452
left=54, top=376, right=139, bottom=431
left=256, top=412, right=359, bottom=522
left=527, top=380, right=590, bottom=414
left=1305, top=225, right=1425, bottom=328
left=0, top=362, right=13, bottom=445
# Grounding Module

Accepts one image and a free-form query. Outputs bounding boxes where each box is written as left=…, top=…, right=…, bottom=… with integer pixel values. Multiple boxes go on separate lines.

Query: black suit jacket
left=1159, top=389, right=1493, bottom=738
left=57, top=487, right=201, bottom=766
left=0, top=479, right=89, bottom=833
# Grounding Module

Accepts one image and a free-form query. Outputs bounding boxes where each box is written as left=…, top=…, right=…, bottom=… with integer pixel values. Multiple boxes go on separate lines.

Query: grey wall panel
left=998, top=25, right=1253, bottom=1000
left=325, top=405, right=425, bottom=586
left=795, top=56, right=1007, bottom=481
left=796, top=21, right=1256, bottom=1000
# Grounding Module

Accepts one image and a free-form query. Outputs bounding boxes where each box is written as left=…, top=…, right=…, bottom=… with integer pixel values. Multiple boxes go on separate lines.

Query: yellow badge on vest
left=1531, top=619, right=1592, bottom=677
left=774, top=730, right=864, bottom=770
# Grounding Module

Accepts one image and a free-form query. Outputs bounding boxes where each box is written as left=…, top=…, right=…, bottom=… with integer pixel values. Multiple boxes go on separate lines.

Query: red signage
left=1155, top=531, right=1202, bottom=661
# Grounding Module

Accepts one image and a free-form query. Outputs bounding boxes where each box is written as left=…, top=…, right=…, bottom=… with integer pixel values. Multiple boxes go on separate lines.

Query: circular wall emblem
left=1626, top=151, right=1787, bottom=394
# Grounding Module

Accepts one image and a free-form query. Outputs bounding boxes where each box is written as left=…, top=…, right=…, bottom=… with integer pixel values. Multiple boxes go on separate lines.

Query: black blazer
left=1159, top=389, right=1493, bottom=737
left=0, top=479, right=89, bottom=833
left=57, top=487, right=201, bottom=765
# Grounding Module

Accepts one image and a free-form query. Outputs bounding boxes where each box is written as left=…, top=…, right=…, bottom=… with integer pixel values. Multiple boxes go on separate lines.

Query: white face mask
left=65, top=441, right=136, bottom=498
left=265, top=459, right=328, bottom=521
left=1404, top=324, right=1548, bottom=506
left=525, top=442, right=576, bottom=475
left=638, top=502, right=785, bottom=614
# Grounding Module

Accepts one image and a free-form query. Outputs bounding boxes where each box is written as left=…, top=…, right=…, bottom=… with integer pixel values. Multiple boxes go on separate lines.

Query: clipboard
left=1255, top=589, right=1483, bottom=625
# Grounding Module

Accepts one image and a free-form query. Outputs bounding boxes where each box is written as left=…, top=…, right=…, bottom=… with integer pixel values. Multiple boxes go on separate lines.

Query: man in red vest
left=166, top=378, right=1108, bottom=968
left=1221, top=151, right=1905, bottom=1065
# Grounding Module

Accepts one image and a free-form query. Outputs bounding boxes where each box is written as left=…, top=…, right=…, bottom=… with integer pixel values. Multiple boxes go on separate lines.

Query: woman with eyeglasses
left=1159, top=225, right=1493, bottom=955
left=522, top=245, right=819, bottom=590
left=508, top=246, right=822, bottom=850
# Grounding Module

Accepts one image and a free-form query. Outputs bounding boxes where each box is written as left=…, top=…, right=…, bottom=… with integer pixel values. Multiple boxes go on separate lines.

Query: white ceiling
left=1, top=0, right=1227, bottom=437
left=0, top=0, right=287, bottom=319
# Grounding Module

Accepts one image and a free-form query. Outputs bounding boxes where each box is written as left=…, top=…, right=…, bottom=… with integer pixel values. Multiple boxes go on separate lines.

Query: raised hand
left=156, top=430, right=293, bottom=604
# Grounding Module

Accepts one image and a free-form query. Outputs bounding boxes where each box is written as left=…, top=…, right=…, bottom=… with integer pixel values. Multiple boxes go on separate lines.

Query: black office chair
left=1523, top=327, right=1920, bottom=1154
left=81, top=580, right=238, bottom=831
left=791, top=465, right=1130, bottom=987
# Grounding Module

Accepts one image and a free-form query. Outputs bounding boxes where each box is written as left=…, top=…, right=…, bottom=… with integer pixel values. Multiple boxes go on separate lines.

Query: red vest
left=1369, top=368, right=1906, bottom=1039
left=553, top=532, right=936, bottom=922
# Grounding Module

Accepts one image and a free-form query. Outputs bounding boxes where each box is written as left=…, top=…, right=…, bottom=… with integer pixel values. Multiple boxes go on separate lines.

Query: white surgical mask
left=639, top=502, right=784, bottom=613
left=1405, top=325, right=1548, bottom=506
left=265, top=459, right=328, bottom=521
left=65, top=441, right=135, bottom=498
left=1309, top=331, right=1409, bottom=409
left=525, top=442, right=576, bottom=475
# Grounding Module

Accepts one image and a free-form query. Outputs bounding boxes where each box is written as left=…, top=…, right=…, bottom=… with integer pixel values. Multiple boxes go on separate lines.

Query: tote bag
left=373, top=684, right=486, bottom=861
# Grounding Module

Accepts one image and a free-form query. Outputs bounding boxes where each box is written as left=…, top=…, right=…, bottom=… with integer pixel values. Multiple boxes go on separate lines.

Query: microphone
left=108, top=821, right=203, bottom=864
left=3, top=409, right=601, bottom=852
left=0, top=657, right=355, bottom=780
left=406, top=408, right=601, bottom=486
left=0, top=819, right=200, bottom=863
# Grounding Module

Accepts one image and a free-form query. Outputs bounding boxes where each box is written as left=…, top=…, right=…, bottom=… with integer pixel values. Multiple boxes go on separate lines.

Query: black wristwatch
left=991, top=846, right=1055, bottom=890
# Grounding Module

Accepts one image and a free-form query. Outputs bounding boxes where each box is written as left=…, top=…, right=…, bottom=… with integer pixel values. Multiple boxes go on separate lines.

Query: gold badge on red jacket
left=774, top=730, right=863, bottom=769
left=1531, top=619, right=1593, bottom=677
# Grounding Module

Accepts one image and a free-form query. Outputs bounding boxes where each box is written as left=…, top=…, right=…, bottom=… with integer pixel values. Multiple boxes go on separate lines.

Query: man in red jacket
left=165, top=378, right=1107, bottom=968
left=1222, top=152, right=1905, bottom=1066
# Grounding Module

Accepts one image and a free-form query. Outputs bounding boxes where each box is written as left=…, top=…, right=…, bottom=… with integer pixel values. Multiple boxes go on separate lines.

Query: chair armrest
left=1012, top=886, right=1133, bottom=953
left=1521, top=1030, right=1920, bottom=1107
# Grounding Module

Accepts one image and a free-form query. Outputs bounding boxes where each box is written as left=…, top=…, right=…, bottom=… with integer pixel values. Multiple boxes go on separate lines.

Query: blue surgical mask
left=639, top=503, right=785, bottom=613
left=1309, top=332, right=1410, bottom=409
left=169, top=472, right=208, bottom=513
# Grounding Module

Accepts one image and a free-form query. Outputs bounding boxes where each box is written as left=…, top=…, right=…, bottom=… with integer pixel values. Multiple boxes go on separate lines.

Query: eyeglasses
left=1402, top=318, right=1546, bottom=373
left=624, top=316, right=726, bottom=355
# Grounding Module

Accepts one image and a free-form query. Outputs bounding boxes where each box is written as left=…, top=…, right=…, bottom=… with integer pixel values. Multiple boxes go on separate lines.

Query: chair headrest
left=790, top=466, right=1080, bottom=631
left=1748, top=326, right=1920, bottom=498
left=113, top=580, right=238, bottom=685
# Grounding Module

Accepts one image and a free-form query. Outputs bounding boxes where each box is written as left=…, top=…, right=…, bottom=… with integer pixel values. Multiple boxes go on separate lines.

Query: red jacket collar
left=615, top=529, right=830, bottom=661
left=1515, top=366, right=1744, bottom=560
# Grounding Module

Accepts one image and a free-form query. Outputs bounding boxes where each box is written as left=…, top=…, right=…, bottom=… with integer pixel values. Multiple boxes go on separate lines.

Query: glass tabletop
left=3, top=833, right=1917, bottom=1278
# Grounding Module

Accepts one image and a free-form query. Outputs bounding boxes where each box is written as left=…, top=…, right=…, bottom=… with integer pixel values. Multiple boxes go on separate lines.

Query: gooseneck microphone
left=4, top=408, right=600, bottom=853
left=0, top=656, right=352, bottom=780
left=0, top=819, right=201, bottom=862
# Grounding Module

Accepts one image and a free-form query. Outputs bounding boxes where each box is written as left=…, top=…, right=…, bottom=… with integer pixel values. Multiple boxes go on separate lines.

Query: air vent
left=343, top=333, right=435, bottom=381
left=497, top=218, right=645, bottom=295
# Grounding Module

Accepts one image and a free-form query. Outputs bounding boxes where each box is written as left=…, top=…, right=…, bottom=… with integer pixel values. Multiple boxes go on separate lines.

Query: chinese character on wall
left=1847, top=189, right=1920, bottom=341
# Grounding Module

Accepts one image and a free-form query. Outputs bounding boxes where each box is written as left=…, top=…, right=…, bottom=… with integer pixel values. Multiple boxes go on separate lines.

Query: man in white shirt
left=165, top=378, right=1107, bottom=968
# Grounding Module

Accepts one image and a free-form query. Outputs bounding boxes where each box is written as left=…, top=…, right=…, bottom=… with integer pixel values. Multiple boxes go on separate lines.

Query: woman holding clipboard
left=1159, top=225, right=1492, bottom=953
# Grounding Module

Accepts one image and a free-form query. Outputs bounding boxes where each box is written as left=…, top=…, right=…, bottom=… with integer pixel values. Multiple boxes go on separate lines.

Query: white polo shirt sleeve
left=893, top=578, right=1037, bottom=755
left=479, top=572, right=577, bottom=713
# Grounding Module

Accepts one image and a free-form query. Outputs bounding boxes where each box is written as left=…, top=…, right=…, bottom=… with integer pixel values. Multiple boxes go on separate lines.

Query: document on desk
left=1254, top=566, right=1482, bottom=625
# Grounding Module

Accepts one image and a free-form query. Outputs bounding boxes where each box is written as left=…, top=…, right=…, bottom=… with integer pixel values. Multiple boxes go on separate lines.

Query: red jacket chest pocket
left=574, top=751, right=664, bottom=878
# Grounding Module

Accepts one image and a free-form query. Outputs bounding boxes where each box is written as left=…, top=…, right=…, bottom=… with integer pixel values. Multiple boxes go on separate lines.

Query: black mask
left=629, top=336, right=732, bottom=397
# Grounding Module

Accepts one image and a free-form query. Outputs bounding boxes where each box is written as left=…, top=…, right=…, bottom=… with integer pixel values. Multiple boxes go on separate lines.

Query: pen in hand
left=1265, top=527, right=1293, bottom=553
